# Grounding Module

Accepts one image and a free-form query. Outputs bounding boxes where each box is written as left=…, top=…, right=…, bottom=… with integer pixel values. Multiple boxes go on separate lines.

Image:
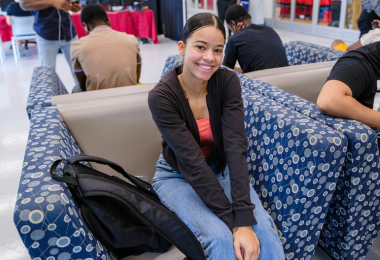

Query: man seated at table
left=6, top=0, right=33, bottom=57
left=222, top=4, right=288, bottom=73
left=71, top=4, right=142, bottom=92
left=317, top=42, right=380, bottom=150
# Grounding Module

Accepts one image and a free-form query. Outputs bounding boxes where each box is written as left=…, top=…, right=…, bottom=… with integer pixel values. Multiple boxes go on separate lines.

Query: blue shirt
left=6, top=2, right=33, bottom=16
left=33, top=7, right=77, bottom=41
left=224, top=24, right=288, bottom=73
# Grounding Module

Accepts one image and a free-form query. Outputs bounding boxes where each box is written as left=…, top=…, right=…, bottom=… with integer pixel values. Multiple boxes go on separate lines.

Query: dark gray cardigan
left=148, top=66, right=256, bottom=229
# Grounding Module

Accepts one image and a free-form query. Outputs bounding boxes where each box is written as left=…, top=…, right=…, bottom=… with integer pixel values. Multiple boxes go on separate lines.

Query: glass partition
left=316, top=0, right=341, bottom=27
left=345, top=0, right=362, bottom=30
left=275, top=0, right=292, bottom=21
left=294, top=0, right=314, bottom=24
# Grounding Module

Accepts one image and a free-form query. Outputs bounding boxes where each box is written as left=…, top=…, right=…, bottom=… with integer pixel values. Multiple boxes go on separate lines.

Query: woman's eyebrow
left=194, top=40, right=224, bottom=48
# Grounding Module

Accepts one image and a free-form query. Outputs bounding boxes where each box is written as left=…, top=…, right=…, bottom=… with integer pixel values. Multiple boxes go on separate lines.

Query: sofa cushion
left=56, top=93, right=162, bottom=183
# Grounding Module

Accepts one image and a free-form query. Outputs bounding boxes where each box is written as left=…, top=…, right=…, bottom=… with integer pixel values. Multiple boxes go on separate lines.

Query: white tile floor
left=0, top=29, right=378, bottom=260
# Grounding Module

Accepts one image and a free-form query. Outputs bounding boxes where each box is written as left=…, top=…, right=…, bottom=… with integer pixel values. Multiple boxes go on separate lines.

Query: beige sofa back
left=52, top=83, right=156, bottom=105
left=57, top=92, right=162, bottom=183
left=245, top=61, right=336, bottom=103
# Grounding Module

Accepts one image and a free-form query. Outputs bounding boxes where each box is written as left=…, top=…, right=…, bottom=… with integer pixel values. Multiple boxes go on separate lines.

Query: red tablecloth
left=0, top=16, right=13, bottom=42
left=277, top=0, right=332, bottom=5
left=71, top=10, right=159, bottom=44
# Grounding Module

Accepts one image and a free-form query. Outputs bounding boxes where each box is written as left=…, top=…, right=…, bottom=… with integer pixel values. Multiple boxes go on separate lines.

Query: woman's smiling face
left=178, top=26, right=225, bottom=82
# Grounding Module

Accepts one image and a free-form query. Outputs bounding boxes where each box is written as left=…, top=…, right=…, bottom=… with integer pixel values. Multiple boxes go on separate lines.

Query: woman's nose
left=203, top=49, right=215, bottom=62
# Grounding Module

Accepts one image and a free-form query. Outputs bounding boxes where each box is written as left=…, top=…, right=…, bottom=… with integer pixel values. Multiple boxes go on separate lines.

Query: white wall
left=264, top=0, right=273, bottom=19
left=248, top=0, right=265, bottom=24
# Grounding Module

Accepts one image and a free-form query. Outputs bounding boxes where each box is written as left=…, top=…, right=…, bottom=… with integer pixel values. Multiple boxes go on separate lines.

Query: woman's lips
left=196, top=63, right=214, bottom=71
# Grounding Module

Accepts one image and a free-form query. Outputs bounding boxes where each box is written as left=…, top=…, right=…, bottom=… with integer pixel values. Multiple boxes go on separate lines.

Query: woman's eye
left=196, top=45, right=205, bottom=50
left=215, top=49, right=223, bottom=53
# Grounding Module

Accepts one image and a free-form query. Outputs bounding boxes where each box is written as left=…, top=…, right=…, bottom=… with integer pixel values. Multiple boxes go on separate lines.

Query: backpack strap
left=66, top=155, right=157, bottom=198
left=50, top=159, right=79, bottom=186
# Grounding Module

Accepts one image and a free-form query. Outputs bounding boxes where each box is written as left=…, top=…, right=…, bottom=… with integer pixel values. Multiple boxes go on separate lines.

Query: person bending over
left=71, top=4, right=141, bottom=92
left=222, top=4, right=288, bottom=74
left=357, top=0, right=380, bottom=38
left=317, top=42, right=380, bottom=149
left=331, top=19, right=380, bottom=52
left=148, top=13, right=285, bottom=260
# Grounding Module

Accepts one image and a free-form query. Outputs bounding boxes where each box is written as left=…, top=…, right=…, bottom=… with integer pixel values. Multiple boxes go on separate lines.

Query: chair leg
left=12, top=38, right=18, bottom=63
left=0, top=41, right=4, bottom=64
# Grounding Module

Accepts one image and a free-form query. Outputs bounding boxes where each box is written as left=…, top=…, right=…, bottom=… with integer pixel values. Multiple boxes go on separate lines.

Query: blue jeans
left=152, top=153, right=285, bottom=260
left=36, top=34, right=78, bottom=85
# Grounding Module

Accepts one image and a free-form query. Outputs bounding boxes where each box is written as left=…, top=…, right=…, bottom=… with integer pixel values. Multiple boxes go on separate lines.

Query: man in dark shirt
left=222, top=4, right=288, bottom=74
left=317, top=42, right=380, bottom=147
left=357, top=0, right=380, bottom=38
left=6, top=0, right=33, bottom=56
left=20, top=0, right=81, bottom=83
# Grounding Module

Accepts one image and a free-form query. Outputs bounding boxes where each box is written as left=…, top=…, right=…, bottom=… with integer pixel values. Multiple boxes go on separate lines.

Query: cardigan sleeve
left=148, top=84, right=236, bottom=229
left=220, top=72, right=257, bottom=227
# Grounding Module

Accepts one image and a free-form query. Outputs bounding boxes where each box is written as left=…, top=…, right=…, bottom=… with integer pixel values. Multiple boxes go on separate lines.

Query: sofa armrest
left=161, top=55, right=183, bottom=78
left=242, top=88, right=347, bottom=260
left=241, top=78, right=380, bottom=260
left=27, top=67, right=69, bottom=118
left=14, top=106, right=116, bottom=260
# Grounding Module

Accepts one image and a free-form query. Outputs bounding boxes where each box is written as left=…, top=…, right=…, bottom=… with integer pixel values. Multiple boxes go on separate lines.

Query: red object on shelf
left=277, top=0, right=331, bottom=5
left=71, top=10, right=159, bottom=44
left=279, top=6, right=313, bottom=17
left=0, top=16, right=13, bottom=42
left=323, top=10, right=332, bottom=23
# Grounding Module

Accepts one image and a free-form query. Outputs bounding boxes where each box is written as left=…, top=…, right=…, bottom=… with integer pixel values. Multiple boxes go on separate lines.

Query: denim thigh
left=152, top=154, right=285, bottom=260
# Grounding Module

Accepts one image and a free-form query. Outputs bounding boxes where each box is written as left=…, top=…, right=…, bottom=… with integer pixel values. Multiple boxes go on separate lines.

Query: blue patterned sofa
left=239, top=75, right=380, bottom=260
left=26, top=67, right=69, bottom=118
left=284, top=41, right=345, bottom=66
left=17, top=70, right=351, bottom=260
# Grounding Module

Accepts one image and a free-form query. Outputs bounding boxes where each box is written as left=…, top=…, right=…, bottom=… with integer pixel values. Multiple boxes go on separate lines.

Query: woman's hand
left=233, top=226, right=260, bottom=260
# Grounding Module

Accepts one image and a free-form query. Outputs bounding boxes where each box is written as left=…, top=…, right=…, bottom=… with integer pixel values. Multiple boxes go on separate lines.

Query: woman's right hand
left=233, top=226, right=260, bottom=260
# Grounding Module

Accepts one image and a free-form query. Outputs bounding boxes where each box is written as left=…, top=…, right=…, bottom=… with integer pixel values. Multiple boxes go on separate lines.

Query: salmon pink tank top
left=196, top=117, right=216, bottom=158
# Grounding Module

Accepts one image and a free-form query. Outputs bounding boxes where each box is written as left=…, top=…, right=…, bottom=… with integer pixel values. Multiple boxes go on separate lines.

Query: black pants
left=357, top=9, right=380, bottom=38
left=217, top=0, right=237, bottom=36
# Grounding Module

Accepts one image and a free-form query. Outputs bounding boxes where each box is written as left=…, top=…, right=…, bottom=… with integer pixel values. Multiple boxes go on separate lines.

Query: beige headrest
left=57, top=92, right=162, bottom=183
left=52, top=84, right=156, bottom=106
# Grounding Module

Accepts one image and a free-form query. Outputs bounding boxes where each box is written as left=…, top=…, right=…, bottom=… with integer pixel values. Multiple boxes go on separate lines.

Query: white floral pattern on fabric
left=14, top=106, right=117, bottom=260
left=239, top=75, right=380, bottom=260
left=242, top=88, right=346, bottom=260
left=284, top=41, right=345, bottom=66
left=26, top=67, right=68, bottom=118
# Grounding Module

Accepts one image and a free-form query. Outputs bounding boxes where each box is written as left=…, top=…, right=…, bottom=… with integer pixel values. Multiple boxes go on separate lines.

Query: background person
left=217, top=0, right=240, bottom=36
left=70, top=4, right=142, bottom=92
left=6, top=0, right=33, bottom=57
left=317, top=42, right=380, bottom=150
left=148, top=12, right=284, bottom=260
left=332, top=19, right=380, bottom=51
left=20, top=0, right=81, bottom=83
left=357, top=0, right=380, bottom=38
left=222, top=4, right=288, bottom=73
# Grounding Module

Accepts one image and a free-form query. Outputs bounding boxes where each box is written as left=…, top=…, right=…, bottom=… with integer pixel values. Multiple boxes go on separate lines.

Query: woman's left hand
left=233, top=226, right=260, bottom=260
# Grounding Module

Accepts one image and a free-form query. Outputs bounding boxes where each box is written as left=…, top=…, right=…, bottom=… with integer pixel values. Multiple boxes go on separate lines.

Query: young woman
left=148, top=13, right=284, bottom=260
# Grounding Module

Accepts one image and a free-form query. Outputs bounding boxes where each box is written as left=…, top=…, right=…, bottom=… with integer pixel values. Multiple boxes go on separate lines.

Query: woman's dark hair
left=225, top=4, right=251, bottom=25
left=182, top=13, right=226, bottom=43
left=81, top=4, right=109, bottom=26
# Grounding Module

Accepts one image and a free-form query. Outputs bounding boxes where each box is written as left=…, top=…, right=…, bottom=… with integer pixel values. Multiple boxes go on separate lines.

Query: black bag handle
left=66, top=155, right=157, bottom=197
left=50, top=159, right=79, bottom=186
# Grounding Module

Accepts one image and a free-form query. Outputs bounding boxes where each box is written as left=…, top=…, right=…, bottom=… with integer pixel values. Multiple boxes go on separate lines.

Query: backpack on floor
left=50, top=155, right=206, bottom=260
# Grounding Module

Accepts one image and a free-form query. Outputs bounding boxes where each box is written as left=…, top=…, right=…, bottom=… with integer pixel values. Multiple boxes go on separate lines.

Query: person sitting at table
left=331, top=19, right=380, bottom=52
left=5, top=0, right=33, bottom=57
left=70, top=4, right=142, bottom=92
left=222, top=4, right=288, bottom=73
left=317, top=42, right=380, bottom=151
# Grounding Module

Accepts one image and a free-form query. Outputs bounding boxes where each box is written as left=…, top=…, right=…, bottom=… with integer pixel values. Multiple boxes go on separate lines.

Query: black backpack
left=50, top=155, right=206, bottom=260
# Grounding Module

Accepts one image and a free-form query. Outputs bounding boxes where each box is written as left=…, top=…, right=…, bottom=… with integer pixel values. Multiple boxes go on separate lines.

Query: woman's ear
left=107, top=19, right=111, bottom=27
left=178, top=41, right=185, bottom=56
